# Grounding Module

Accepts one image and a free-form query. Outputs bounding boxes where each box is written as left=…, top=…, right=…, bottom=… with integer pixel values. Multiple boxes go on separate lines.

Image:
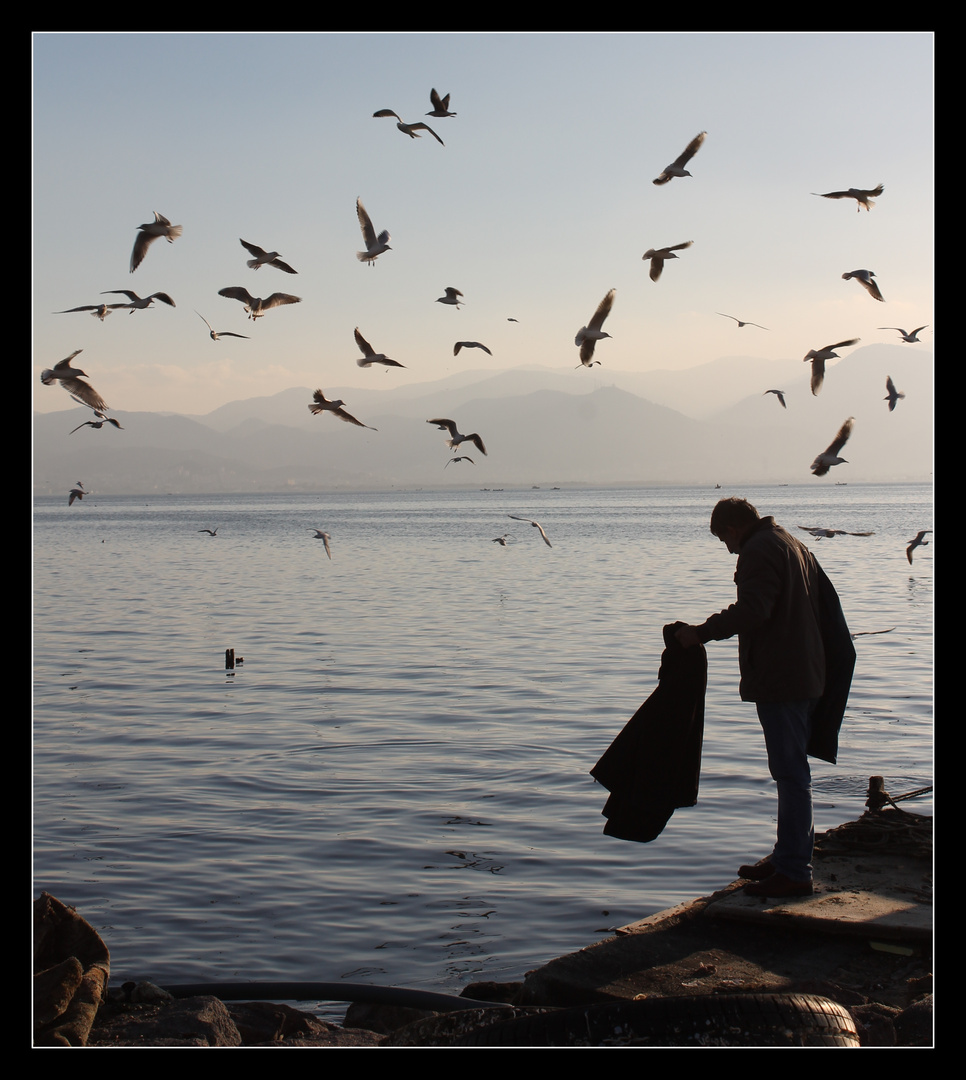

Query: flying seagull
left=70, top=416, right=123, bottom=434
left=69, top=482, right=88, bottom=507
left=842, top=269, right=884, bottom=302
left=427, top=418, right=487, bottom=455
left=879, top=325, right=928, bottom=343
left=718, top=313, right=769, bottom=330
left=508, top=515, right=552, bottom=547
left=55, top=303, right=125, bottom=321
left=426, top=89, right=456, bottom=117
left=372, top=110, right=444, bottom=145
left=884, top=375, right=905, bottom=412
left=444, top=455, right=475, bottom=467
left=354, top=327, right=404, bottom=367
left=309, top=530, right=332, bottom=559
left=356, top=197, right=391, bottom=266
left=454, top=341, right=492, bottom=356
left=812, top=184, right=884, bottom=212
left=653, top=131, right=706, bottom=185
left=763, top=389, right=787, bottom=409
left=575, top=288, right=615, bottom=367
left=130, top=211, right=182, bottom=273
left=218, top=286, right=301, bottom=320
left=803, top=338, right=859, bottom=395
left=492, top=534, right=510, bottom=546
left=195, top=311, right=250, bottom=340
left=102, top=289, right=176, bottom=312
left=198, top=528, right=218, bottom=536
left=239, top=239, right=298, bottom=274
left=436, top=287, right=463, bottom=308
left=811, top=417, right=854, bottom=476
left=309, top=390, right=376, bottom=430
left=906, top=530, right=931, bottom=565
left=41, top=350, right=108, bottom=413
left=642, top=241, right=692, bottom=282
left=798, top=526, right=874, bottom=539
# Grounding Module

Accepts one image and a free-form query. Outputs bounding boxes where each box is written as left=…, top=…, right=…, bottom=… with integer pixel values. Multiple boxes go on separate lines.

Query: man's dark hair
left=710, top=497, right=760, bottom=537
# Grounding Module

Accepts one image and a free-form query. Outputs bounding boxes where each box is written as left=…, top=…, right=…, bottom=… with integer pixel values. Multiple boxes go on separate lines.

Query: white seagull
left=130, top=211, right=182, bottom=273
left=884, top=375, right=905, bottom=411
left=309, top=390, right=376, bottom=430
left=454, top=341, right=492, bottom=356
left=812, top=184, right=884, bottom=212
left=811, top=417, right=854, bottom=476
left=492, top=533, right=510, bottom=546
left=218, top=286, right=301, bottom=320
left=718, top=313, right=769, bottom=330
left=653, top=131, right=706, bottom=185
left=102, top=289, right=176, bottom=312
left=55, top=303, right=125, bottom=320
left=195, top=312, right=250, bottom=340
left=70, top=416, right=123, bottom=434
left=239, top=239, right=298, bottom=274
left=426, top=89, right=456, bottom=117
left=879, top=325, right=928, bottom=343
left=354, top=327, right=405, bottom=367
left=309, top=530, right=332, bottom=559
left=643, top=241, right=692, bottom=282
left=763, top=389, right=787, bottom=409
left=842, top=269, right=884, bottom=302
left=436, top=287, right=463, bottom=308
left=798, top=526, right=874, bottom=539
left=906, top=530, right=931, bottom=565
left=372, top=109, right=444, bottom=145
left=803, top=338, right=859, bottom=396
left=427, top=418, right=487, bottom=455
left=356, top=197, right=392, bottom=266
left=508, top=515, right=552, bottom=548
left=575, top=288, right=615, bottom=367
left=41, top=350, right=108, bottom=413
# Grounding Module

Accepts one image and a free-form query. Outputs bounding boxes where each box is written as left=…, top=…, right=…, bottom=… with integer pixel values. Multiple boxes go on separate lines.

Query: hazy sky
left=33, top=32, right=934, bottom=416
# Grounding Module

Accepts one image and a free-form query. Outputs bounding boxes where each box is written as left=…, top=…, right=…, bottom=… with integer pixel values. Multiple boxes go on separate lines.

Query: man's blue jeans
left=755, top=699, right=819, bottom=882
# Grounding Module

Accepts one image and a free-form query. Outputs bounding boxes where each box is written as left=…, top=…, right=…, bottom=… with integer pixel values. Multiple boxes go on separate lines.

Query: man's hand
left=675, top=625, right=703, bottom=648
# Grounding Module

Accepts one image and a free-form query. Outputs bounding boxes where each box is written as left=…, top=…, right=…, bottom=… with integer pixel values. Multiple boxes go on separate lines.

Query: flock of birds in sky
left=41, top=89, right=930, bottom=565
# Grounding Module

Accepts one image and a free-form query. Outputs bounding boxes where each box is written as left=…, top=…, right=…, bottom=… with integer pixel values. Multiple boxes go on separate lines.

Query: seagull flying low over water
left=880, top=325, right=928, bottom=343
left=811, top=417, right=854, bottom=476
left=803, top=338, right=859, bottom=395
left=444, top=456, right=475, bottom=467
left=218, top=286, right=301, bottom=320
left=575, top=288, right=615, bottom=367
left=454, top=341, right=492, bottom=356
left=372, top=110, right=444, bottom=145
left=309, top=390, right=376, bottom=430
left=508, top=515, right=552, bottom=547
left=55, top=303, right=125, bottom=320
left=884, top=375, right=905, bottom=411
left=69, top=482, right=88, bottom=506
left=198, top=528, right=218, bottom=536
left=356, top=197, right=391, bottom=266
left=239, top=239, right=298, bottom=274
left=798, top=526, right=875, bottom=539
left=426, top=89, right=456, bottom=117
left=906, top=530, right=931, bottom=565
left=41, top=350, right=108, bottom=413
left=102, top=289, right=176, bottom=312
left=354, top=327, right=404, bottom=367
left=643, top=242, right=692, bottom=282
left=812, top=184, right=884, bottom=212
left=130, top=211, right=182, bottom=273
left=492, top=534, right=510, bottom=546
left=427, top=418, right=487, bottom=455
left=195, top=311, right=250, bottom=340
left=718, top=313, right=769, bottom=330
left=763, top=389, right=787, bottom=409
left=309, top=530, right=332, bottom=558
left=842, top=269, right=884, bottom=302
left=653, top=131, right=706, bottom=185
left=436, top=287, right=463, bottom=308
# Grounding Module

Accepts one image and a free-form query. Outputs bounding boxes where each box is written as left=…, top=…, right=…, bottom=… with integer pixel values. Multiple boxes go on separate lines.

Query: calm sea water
left=33, top=484, right=932, bottom=1014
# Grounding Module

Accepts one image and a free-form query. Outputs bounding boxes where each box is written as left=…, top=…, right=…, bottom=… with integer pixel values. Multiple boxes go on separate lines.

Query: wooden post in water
left=226, top=648, right=235, bottom=670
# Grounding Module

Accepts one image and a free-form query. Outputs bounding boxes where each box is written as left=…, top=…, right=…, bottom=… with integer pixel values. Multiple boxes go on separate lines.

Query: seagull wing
left=467, top=433, right=487, bottom=456
left=333, top=406, right=374, bottom=429
left=825, top=417, right=854, bottom=457
left=149, top=292, right=176, bottom=307
left=373, top=109, right=401, bottom=120
left=356, top=198, right=376, bottom=247
left=409, top=122, right=444, bottom=145
left=130, top=231, right=156, bottom=272
left=674, top=131, right=706, bottom=168
left=354, top=327, right=375, bottom=358
left=240, top=239, right=267, bottom=259
left=588, top=288, right=615, bottom=331
left=809, top=357, right=825, bottom=395
left=219, top=286, right=257, bottom=306
left=427, top=418, right=458, bottom=438
left=62, top=377, right=107, bottom=413
left=259, top=293, right=301, bottom=310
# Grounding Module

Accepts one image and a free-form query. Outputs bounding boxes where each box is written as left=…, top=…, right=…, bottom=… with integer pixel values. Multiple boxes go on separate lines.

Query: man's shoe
left=737, top=858, right=775, bottom=881
left=743, top=872, right=813, bottom=898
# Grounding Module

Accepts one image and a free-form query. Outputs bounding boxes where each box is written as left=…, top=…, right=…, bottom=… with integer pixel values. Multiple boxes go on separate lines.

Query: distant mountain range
left=34, top=345, right=933, bottom=494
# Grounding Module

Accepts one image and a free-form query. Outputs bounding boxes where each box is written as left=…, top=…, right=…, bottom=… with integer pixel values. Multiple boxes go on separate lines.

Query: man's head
left=710, top=497, right=760, bottom=554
